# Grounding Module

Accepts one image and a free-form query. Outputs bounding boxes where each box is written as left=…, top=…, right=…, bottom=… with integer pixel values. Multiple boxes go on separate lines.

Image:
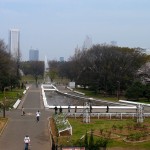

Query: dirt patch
left=0, top=118, right=8, bottom=135
left=50, top=117, right=58, bottom=137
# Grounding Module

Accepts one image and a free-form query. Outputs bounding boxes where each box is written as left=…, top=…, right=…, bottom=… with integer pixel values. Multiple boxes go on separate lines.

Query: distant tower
left=9, top=29, right=20, bottom=59
left=60, top=57, right=64, bottom=62
left=110, top=41, right=117, bottom=46
left=44, top=56, right=49, bottom=72
left=44, top=56, right=51, bottom=83
left=29, top=49, right=39, bottom=61
left=82, top=35, right=92, bottom=50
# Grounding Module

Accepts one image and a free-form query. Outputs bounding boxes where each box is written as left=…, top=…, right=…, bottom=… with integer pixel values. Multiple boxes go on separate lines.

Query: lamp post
left=117, top=81, right=120, bottom=100
left=3, top=87, right=7, bottom=118
left=2, top=86, right=10, bottom=118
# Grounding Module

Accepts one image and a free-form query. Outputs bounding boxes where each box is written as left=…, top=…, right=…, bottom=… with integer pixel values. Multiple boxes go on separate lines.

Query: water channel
left=45, top=90, right=119, bottom=106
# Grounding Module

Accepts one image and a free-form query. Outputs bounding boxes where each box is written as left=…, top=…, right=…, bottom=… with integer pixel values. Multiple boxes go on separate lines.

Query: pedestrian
left=75, top=106, right=77, bottom=113
left=54, top=106, right=58, bottom=114
left=68, top=105, right=71, bottom=113
left=36, top=110, right=40, bottom=122
left=90, top=104, right=92, bottom=113
left=24, top=135, right=30, bottom=150
left=59, top=106, right=62, bottom=114
left=21, top=106, right=25, bottom=116
left=106, top=105, right=109, bottom=113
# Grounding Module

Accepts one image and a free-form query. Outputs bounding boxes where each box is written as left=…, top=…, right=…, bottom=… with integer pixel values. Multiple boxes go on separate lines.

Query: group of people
left=21, top=107, right=41, bottom=150
left=54, top=105, right=79, bottom=114
left=53, top=105, right=110, bottom=114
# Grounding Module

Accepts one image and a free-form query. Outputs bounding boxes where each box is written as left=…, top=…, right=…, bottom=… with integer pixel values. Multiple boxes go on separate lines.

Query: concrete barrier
left=119, top=100, right=150, bottom=107
left=13, top=99, right=21, bottom=109
left=23, top=90, right=26, bottom=94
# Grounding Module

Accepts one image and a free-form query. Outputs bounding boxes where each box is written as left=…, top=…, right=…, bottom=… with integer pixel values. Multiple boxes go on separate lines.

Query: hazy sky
left=0, top=0, right=150, bottom=61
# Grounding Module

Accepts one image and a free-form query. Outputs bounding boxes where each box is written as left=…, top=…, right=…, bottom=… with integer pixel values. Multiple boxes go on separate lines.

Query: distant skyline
left=0, top=0, right=150, bottom=61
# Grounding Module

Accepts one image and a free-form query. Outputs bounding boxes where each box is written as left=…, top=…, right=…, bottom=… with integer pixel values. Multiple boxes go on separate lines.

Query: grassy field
left=0, top=88, right=24, bottom=109
left=76, top=88, right=150, bottom=103
left=54, top=118, right=150, bottom=149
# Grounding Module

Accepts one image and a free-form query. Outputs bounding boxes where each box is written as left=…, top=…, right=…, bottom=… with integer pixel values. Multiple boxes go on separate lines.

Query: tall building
left=82, top=35, right=92, bottom=50
left=60, top=57, right=64, bottom=62
left=9, top=29, right=20, bottom=59
left=29, top=49, right=39, bottom=61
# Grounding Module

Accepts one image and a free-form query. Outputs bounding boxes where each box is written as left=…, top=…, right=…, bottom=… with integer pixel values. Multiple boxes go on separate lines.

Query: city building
left=29, top=49, right=39, bottom=61
left=9, top=28, right=20, bottom=59
left=59, top=57, right=64, bottom=62
left=82, top=35, right=92, bottom=50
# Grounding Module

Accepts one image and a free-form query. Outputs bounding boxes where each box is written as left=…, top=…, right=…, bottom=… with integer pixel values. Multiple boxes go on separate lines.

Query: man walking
left=21, top=106, right=25, bottom=116
left=24, top=135, right=30, bottom=150
left=106, top=105, right=109, bottom=113
left=54, top=106, right=58, bottom=114
left=36, top=110, right=40, bottom=122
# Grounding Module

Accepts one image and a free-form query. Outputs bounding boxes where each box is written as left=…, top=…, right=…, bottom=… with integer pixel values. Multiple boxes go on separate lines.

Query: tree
left=84, top=131, right=88, bottom=149
left=144, top=84, right=150, bottom=101
left=20, top=61, right=44, bottom=86
left=88, top=129, right=94, bottom=150
left=125, top=81, right=145, bottom=100
left=0, top=39, right=19, bottom=91
left=68, top=44, right=147, bottom=96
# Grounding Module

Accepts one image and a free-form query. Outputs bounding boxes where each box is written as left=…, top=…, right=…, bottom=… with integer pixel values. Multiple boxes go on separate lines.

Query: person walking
left=75, top=106, right=77, bottom=113
left=54, top=106, right=58, bottom=114
left=59, top=106, right=62, bottom=114
left=106, top=105, right=109, bottom=113
left=24, top=135, right=30, bottom=150
left=90, top=104, right=92, bottom=113
left=68, top=105, right=71, bottom=113
left=21, top=106, right=25, bottom=116
left=36, top=110, right=41, bottom=122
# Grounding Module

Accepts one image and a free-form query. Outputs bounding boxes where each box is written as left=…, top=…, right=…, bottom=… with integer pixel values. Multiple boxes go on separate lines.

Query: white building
left=9, top=29, right=20, bottom=59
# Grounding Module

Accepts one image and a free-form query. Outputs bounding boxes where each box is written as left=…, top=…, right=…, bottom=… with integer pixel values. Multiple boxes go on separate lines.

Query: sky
left=0, top=0, right=150, bottom=61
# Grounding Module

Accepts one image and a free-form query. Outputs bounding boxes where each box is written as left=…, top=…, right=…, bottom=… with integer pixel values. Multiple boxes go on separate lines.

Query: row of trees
left=0, top=39, right=20, bottom=92
left=48, top=44, right=150, bottom=99
left=1, top=36, right=147, bottom=100
left=20, top=61, right=44, bottom=86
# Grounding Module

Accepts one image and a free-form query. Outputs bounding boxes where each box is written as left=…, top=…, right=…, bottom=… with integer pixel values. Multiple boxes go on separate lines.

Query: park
left=0, top=40, right=150, bottom=150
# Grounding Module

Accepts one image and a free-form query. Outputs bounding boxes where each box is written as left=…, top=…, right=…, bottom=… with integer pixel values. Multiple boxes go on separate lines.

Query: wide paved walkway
left=0, top=85, right=52, bottom=150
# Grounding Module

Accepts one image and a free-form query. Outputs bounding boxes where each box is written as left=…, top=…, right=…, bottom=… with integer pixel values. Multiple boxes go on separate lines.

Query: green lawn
left=0, top=88, right=24, bottom=108
left=57, top=118, right=150, bottom=149
left=76, top=88, right=150, bottom=104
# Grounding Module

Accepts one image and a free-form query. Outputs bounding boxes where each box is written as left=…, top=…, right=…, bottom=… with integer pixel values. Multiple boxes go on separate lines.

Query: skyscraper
left=29, top=49, right=39, bottom=61
left=9, top=29, right=20, bottom=59
left=59, top=57, right=64, bottom=62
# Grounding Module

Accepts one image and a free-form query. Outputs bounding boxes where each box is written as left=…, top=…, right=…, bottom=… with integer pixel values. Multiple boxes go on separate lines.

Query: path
left=0, top=85, right=52, bottom=150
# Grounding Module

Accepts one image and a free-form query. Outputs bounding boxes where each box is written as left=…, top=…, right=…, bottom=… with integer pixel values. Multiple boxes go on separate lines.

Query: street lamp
left=117, top=81, right=120, bottom=100
left=2, top=87, right=10, bottom=118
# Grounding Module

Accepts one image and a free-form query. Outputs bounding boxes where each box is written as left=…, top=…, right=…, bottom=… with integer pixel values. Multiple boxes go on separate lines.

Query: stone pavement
left=0, top=84, right=53, bottom=150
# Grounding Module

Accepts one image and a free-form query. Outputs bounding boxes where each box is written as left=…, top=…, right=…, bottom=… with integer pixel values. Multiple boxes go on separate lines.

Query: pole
left=3, top=87, right=6, bottom=118
left=117, top=81, right=120, bottom=100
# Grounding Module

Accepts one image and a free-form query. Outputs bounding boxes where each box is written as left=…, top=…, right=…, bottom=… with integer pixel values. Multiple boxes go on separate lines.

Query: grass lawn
left=0, top=117, right=8, bottom=134
left=0, top=88, right=24, bottom=108
left=76, top=88, right=150, bottom=104
left=53, top=118, right=150, bottom=149
left=76, top=88, right=123, bottom=102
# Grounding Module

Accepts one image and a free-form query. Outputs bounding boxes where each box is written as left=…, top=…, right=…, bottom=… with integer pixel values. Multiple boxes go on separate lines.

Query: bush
left=95, top=137, right=109, bottom=148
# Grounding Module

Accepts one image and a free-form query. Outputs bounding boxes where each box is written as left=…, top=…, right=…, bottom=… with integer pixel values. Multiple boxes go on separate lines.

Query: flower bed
left=53, top=114, right=72, bottom=136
